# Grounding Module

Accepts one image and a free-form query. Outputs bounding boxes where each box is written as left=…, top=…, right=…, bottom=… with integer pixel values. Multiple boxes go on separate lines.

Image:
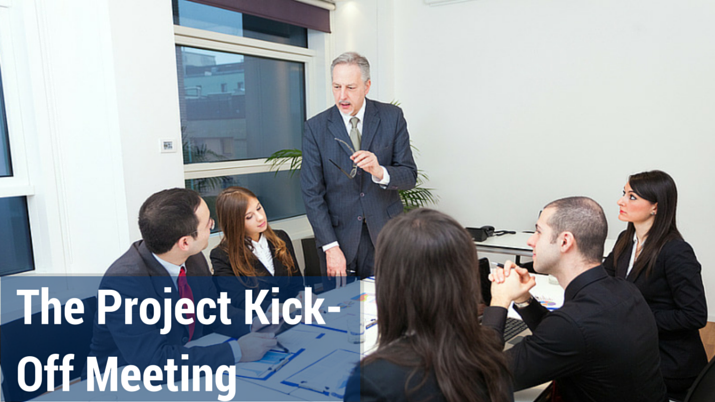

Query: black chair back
left=684, top=357, right=715, bottom=402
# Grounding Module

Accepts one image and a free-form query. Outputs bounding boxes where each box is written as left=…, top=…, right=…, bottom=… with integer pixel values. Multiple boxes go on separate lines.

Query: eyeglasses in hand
left=329, top=137, right=358, bottom=179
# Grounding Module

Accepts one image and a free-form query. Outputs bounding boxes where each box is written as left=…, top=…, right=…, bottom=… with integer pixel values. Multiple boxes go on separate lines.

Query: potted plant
left=265, top=144, right=437, bottom=211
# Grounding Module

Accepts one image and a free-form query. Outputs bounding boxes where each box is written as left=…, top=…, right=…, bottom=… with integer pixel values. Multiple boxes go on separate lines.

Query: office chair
left=301, top=237, right=325, bottom=293
left=683, top=357, right=715, bottom=402
left=1, top=296, right=97, bottom=402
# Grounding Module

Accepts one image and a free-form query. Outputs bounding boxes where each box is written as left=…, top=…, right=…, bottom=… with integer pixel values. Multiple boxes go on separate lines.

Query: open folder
left=231, top=347, right=305, bottom=380
left=282, top=349, right=360, bottom=399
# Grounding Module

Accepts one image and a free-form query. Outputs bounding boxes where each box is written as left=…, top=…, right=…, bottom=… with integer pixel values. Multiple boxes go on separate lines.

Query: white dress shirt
left=152, top=253, right=242, bottom=362
left=626, top=232, right=641, bottom=278
left=251, top=234, right=275, bottom=275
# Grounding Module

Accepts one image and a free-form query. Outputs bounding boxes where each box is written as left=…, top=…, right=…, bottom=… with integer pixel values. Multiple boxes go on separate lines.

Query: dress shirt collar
left=250, top=233, right=269, bottom=251
left=152, top=253, right=182, bottom=288
left=563, top=265, right=608, bottom=302
left=339, top=99, right=367, bottom=136
left=626, top=232, right=640, bottom=278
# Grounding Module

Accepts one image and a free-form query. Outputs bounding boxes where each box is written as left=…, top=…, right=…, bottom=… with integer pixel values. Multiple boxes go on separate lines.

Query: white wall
left=12, top=0, right=185, bottom=276
left=332, top=0, right=715, bottom=320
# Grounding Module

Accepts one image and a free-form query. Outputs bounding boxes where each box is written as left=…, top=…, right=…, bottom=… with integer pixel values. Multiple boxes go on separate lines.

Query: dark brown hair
left=215, top=186, right=295, bottom=277
left=612, top=170, right=682, bottom=277
left=544, top=196, right=608, bottom=264
left=138, top=188, right=202, bottom=254
left=363, top=208, right=511, bottom=402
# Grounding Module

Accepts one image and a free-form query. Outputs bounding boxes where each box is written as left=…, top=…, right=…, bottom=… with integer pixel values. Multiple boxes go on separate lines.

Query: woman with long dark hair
left=344, top=208, right=512, bottom=402
left=211, top=186, right=303, bottom=311
left=604, top=170, right=707, bottom=400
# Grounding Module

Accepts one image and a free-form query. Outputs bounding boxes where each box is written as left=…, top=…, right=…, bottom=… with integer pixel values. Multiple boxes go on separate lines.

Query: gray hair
left=331, top=52, right=370, bottom=83
left=543, top=196, right=608, bottom=264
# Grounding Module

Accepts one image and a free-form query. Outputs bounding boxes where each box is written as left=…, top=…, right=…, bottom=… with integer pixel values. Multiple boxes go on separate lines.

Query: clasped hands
left=488, top=260, right=537, bottom=309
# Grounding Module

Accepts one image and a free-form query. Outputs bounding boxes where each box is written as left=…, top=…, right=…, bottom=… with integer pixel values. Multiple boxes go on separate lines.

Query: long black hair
left=612, top=170, right=682, bottom=278
left=362, top=208, right=512, bottom=402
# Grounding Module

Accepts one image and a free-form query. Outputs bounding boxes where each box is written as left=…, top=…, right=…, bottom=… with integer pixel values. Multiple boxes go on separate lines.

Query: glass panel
left=185, top=170, right=305, bottom=233
left=0, top=63, right=13, bottom=178
left=173, top=0, right=308, bottom=47
left=178, top=46, right=305, bottom=163
left=0, top=197, right=34, bottom=276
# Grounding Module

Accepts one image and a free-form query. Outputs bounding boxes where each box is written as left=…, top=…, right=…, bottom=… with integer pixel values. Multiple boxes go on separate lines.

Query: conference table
left=31, top=278, right=556, bottom=402
left=475, top=232, right=617, bottom=262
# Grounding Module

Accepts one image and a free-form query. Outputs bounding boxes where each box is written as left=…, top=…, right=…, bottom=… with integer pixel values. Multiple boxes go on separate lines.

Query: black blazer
left=211, top=230, right=304, bottom=312
left=343, top=346, right=510, bottom=402
left=604, top=232, right=708, bottom=380
left=483, top=266, right=668, bottom=402
left=87, top=240, right=249, bottom=372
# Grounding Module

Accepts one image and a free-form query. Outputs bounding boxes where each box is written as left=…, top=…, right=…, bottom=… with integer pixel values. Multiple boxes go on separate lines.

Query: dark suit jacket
left=301, top=99, right=417, bottom=264
left=87, top=240, right=250, bottom=372
left=603, top=232, right=708, bottom=380
left=211, top=230, right=304, bottom=312
left=343, top=342, right=509, bottom=402
left=483, top=266, right=667, bottom=402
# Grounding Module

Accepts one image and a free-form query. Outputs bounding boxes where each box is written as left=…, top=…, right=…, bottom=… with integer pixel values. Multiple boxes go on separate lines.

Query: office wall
left=332, top=0, right=715, bottom=320
left=12, top=0, right=185, bottom=275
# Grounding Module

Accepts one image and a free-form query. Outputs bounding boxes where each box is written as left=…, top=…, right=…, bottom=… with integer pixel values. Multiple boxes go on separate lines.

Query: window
left=174, top=1, right=315, bottom=231
left=173, top=0, right=308, bottom=48
left=0, top=63, right=12, bottom=178
left=0, top=60, right=34, bottom=276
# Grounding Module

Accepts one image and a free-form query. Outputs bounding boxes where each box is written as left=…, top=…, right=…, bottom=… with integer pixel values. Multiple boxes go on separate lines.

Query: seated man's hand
left=251, top=306, right=284, bottom=334
left=237, top=332, right=277, bottom=362
left=489, top=261, right=536, bottom=309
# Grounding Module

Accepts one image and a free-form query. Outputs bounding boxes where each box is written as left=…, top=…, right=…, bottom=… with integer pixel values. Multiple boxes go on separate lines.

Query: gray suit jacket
left=301, top=99, right=417, bottom=263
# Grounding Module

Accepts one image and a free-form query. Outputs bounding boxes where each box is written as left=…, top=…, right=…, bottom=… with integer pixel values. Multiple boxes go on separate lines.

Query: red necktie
left=178, top=266, right=195, bottom=342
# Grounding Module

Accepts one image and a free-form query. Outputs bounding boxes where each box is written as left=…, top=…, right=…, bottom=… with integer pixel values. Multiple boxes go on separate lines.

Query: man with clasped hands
left=483, top=196, right=668, bottom=402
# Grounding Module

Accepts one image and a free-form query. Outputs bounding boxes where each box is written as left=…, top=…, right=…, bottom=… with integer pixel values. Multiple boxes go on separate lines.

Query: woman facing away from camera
left=344, top=208, right=512, bottom=402
left=604, top=170, right=707, bottom=400
left=210, top=186, right=303, bottom=312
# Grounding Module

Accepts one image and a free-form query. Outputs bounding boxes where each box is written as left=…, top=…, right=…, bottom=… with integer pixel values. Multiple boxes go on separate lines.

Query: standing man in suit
left=301, top=52, right=417, bottom=289
left=484, top=197, right=667, bottom=402
left=88, top=188, right=276, bottom=374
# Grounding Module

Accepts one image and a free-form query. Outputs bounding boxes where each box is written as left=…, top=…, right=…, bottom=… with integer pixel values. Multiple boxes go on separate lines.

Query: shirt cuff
left=371, top=166, right=390, bottom=186
left=322, top=241, right=339, bottom=252
left=229, top=339, right=243, bottom=363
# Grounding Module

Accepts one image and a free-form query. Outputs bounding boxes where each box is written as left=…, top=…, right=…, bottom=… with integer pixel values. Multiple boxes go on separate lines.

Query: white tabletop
left=475, top=232, right=616, bottom=259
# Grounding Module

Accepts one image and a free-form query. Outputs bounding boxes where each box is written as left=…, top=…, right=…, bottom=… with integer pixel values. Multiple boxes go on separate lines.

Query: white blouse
left=251, top=234, right=275, bottom=276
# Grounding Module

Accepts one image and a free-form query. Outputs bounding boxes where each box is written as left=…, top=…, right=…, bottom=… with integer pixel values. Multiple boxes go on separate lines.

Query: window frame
left=174, top=24, right=317, bottom=201
left=0, top=1, right=33, bottom=199
left=0, top=0, right=37, bottom=276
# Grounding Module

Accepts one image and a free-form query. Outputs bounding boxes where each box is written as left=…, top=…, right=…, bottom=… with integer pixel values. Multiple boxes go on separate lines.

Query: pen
left=366, top=319, right=377, bottom=329
left=299, top=381, right=330, bottom=395
left=276, top=340, right=290, bottom=354
left=491, top=262, right=505, bottom=268
left=268, top=356, right=291, bottom=372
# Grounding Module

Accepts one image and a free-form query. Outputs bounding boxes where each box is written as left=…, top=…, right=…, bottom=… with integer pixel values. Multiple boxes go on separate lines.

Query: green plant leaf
left=265, top=148, right=303, bottom=177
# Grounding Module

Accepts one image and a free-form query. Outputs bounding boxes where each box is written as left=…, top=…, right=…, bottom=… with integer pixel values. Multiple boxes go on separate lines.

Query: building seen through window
left=174, top=0, right=308, bottom=230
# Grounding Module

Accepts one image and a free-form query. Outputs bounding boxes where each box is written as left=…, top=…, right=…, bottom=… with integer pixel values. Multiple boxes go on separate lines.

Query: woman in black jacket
left=344, top=209, right=512, bottom=402
left=210, top=186, right=303, bottom=313
left=604, top=170, right=707, bottom=400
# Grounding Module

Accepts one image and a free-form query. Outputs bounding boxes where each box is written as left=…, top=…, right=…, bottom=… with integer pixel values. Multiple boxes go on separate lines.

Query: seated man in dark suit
left=87, top=188, right=277, bottom=374
left=483, top=196, right=667, bottom=402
